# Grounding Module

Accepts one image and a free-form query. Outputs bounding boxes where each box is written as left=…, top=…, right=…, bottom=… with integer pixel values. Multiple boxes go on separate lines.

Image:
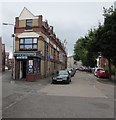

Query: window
left=25, top=45, right=32, bottom=49
left=28, top=60, right=33, bottom=73
left=33, top=38, right=37, bottom=43
left=33, top=45, right=37, bottom=49
left=25, top=38, right=32, bottom=44
left=26, top=19, right=32, bottom=30
left=33, top=58, right=41, bottom=73
left=28, top=59, right=41, bottom=73
left=20, top=45, right=24, bottom=49
left=20, top=39, right=24, bottom=44
left=19, top=38, right=38, bottom=51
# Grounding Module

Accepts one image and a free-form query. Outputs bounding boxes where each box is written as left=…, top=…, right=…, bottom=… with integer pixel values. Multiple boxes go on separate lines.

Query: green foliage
left=74, top=29, right=98, bottom=67
left=74, top=6, right=116, bottom=69
left=104, top=65, right=115, bottom=75
left=99, top=9, right=116, bottom=66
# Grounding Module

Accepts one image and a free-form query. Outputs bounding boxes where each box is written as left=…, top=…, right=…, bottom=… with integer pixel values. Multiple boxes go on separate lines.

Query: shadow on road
left=97, top=78, right=115, bottom=85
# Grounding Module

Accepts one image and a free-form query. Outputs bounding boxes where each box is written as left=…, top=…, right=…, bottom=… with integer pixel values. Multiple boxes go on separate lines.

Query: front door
left=22, top=60, right=27, bottom=78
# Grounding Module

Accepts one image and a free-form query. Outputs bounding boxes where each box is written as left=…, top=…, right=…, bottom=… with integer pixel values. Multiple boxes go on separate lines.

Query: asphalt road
left=2, top=70, right=114, bottom=118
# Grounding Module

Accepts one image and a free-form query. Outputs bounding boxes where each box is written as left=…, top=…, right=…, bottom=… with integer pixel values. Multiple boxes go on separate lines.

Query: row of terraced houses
left=13, top=7, right=67, bottom=81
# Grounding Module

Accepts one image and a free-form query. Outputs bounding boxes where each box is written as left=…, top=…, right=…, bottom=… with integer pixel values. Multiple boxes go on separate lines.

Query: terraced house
left=14, top=7, right=67, bottom=81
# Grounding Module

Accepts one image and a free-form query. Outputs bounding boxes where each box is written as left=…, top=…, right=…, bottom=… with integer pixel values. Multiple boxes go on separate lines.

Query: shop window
left=28, top=59, right=41, bottom=74
left=28, top=60, right=33, bottom=73
left=19, top=38, right=38, bottom=51
left=33, top=58, right=41, bottom=73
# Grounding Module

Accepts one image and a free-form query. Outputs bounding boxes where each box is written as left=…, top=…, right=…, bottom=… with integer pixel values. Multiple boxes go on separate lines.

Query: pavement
left=2, top=70, right=51, bottom=98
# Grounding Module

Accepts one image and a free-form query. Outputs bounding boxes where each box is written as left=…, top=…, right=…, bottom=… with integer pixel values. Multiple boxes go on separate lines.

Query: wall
left=0, top=37, right=2, bottom=71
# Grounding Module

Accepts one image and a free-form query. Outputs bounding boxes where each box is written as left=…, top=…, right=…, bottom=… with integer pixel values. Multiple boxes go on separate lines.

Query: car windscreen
left=97, top=69, right=104, bottom=71
left=58, top=71, right=68, bottom=75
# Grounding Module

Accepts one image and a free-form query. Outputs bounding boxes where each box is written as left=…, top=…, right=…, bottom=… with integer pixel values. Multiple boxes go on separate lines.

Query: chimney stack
left=38, top=15, right=43, bottom=27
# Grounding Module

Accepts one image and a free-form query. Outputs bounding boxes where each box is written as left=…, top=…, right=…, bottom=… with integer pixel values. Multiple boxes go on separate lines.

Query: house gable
left=19, top=7, right=38, bottom=20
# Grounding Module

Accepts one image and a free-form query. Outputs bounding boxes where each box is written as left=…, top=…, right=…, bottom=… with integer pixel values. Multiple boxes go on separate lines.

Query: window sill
left=24, top=29, right=33, bottom=32
left=19, top=49, right=37, bottom=51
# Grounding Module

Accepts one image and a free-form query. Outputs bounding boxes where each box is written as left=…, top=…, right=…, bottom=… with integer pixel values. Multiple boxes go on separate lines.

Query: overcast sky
left=1, top=2, right=114, bottom=56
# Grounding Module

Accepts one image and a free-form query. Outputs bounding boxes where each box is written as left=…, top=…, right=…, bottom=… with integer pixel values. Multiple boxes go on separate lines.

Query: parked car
left=85, top=67, right=92, bottom=73
left=66, top=68, right=76, bottom=77
left=52, top=70, right=71, bottom=84
left=77, top=66, right=85, bottom=71
left=94, top=68, right=104, bottom=76
left=96, top=70, right=109, bottom=78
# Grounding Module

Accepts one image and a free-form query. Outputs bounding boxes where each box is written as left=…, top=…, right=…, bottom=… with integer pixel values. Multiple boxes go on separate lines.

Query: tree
left=74, top=29, right=98, bottom=67
left=92, top=7, right=116, bottom=80
left=74, top=6, right=116, bottom=80
left=74, top=37, right=88, bottom=65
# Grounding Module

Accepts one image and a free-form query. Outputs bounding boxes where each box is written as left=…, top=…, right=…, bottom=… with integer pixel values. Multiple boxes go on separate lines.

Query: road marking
left=3, top=94, right=27, bottom=111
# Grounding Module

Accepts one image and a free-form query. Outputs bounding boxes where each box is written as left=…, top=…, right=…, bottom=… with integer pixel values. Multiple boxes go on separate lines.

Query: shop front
left=14, top=52, right=41, bottom=81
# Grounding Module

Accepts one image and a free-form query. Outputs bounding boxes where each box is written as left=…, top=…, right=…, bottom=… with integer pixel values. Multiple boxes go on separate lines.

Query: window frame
left=26, top=19, right=32, bottom=30
left=19, top=38, right=38, bottom=51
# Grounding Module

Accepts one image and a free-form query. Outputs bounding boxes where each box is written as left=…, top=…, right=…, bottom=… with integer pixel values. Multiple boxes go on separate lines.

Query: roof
left=19, top=7, right=38, bottom=20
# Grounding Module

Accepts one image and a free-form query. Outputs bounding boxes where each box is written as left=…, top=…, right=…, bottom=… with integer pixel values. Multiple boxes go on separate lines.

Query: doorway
left=22, top=60, right=27, bottom=78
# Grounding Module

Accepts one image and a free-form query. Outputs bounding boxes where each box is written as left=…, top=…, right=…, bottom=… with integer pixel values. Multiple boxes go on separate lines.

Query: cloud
left=1, top=2, right=114, bottom=56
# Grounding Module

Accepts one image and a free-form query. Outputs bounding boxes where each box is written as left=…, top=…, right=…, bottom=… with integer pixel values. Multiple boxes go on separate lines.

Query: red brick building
left=14, top=7, right=67, bottom=81
left=98, top=55, right=109, bottom=68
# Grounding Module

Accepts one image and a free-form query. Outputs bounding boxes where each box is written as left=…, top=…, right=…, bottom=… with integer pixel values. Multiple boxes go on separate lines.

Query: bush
left=104, top=66, right=115, bottom=75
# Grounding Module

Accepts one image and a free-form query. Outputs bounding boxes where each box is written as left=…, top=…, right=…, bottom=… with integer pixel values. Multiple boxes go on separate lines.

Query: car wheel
left=98, top=75, right=100, bottom=78
left=67, top=80, right=70, bottom=84
left=52, top=81, right=55, bottom=84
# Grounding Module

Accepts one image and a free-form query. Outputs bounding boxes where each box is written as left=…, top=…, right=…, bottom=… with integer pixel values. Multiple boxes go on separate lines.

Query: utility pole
left=2, top=23, right=15, bottom=81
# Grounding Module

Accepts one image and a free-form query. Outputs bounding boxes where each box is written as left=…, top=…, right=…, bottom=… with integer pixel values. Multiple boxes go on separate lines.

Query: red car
left=96, top=70, right=109, bottom=78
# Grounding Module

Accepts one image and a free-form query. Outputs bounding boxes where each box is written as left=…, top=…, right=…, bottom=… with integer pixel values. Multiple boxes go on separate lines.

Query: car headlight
left=52, top=77, right=57, bottom=80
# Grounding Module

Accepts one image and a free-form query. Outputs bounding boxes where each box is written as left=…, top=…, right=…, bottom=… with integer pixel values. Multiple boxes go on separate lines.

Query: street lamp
left=3, top=23, right=14, bottom=26
left=2, top=23, right=15, bottom=80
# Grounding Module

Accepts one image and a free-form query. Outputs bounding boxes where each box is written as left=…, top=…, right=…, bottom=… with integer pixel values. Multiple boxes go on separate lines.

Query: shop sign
left=14, top=52, right=42, bottom=59
left=14, top=53, right=34, bottom=59
left=16, top=56, right=27, bottom=59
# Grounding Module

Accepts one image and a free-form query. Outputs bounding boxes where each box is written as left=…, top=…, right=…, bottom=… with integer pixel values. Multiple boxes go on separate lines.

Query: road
left=2, top=70, right=114, bottom=118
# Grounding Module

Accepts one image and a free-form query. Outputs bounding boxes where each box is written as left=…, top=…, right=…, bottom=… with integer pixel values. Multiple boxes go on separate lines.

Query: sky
left=1, top=1, right=115, bottom=57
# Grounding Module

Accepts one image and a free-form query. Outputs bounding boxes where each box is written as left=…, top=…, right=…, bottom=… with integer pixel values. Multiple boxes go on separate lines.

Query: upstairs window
left=19, top=38, right=38, bottom=51
left=26, top=19, right=32, bottom=30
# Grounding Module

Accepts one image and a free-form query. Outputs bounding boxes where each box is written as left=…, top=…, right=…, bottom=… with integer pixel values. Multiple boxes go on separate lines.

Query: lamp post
left=2, top=23, right=15, bottom=80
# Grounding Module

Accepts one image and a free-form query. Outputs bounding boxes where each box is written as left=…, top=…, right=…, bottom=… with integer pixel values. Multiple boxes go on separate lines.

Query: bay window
left=19, top=38, right=38, bottom=51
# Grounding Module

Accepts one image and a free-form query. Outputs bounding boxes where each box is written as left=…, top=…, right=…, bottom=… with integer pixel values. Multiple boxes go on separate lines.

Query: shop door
left=22, top=61, right=27, bottom=78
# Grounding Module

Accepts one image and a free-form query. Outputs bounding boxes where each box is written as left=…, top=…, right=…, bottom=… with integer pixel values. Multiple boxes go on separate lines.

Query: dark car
left=52, top=70, right=71, bottom=84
